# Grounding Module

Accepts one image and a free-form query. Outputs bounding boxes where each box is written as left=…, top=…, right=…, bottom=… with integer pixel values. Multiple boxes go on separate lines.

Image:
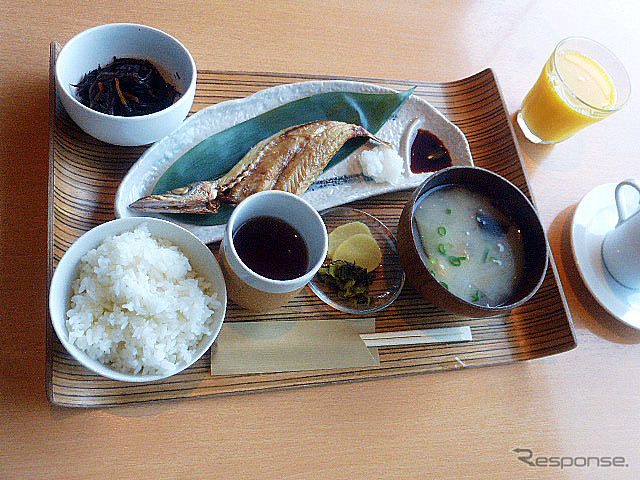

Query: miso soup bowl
left=55, top=23, right=197, bottom=146
left=397, top=166, right=548, bottom=317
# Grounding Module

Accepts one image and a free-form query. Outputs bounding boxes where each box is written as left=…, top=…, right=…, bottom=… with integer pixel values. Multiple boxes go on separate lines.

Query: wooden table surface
left=2, top=1, right=639, bottom=478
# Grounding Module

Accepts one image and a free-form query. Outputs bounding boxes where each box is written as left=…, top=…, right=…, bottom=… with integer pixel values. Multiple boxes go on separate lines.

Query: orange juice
left=517, top=38, right=629, bottom=143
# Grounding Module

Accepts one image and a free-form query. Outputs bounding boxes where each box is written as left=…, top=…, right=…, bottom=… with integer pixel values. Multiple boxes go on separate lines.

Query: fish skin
left=129, top=121, right=388, bottom=214
left=274, top=122, right=368, bottom=195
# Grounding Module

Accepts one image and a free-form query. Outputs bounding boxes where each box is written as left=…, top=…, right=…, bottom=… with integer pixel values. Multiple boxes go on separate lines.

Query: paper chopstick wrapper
left=210, top=321, right=472, bottom=375
left=211, top=319, right=379, bottom=375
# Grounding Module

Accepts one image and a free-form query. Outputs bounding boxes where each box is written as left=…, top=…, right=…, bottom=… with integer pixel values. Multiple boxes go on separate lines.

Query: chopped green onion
left=438, top=243, right=448, bottom=255
left=471, top=290, right=486, bottom=302
left=482, top=248, right=489, bottom=263
left=445, top=208, right=452, bottom=215
left=448, top=255, right=467, bottom=266
left=437, top=226, right=447, bottom=236
left=440, top=281, right=449, bottom=290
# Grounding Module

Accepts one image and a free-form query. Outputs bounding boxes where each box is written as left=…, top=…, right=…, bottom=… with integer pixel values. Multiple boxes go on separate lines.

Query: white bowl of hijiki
left=397, top=166, right=548, bottom=317
left=55, top=23, right=196, bottom=146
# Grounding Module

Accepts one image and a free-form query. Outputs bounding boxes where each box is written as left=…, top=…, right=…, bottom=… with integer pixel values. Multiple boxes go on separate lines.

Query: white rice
left=358, top=146, right=404, bottom=185
left=65, top=225, right=221, bottom=376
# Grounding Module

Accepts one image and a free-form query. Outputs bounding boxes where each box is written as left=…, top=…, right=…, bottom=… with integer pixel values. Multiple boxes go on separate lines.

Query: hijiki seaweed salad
left=74, top=57, right=180, bottom=116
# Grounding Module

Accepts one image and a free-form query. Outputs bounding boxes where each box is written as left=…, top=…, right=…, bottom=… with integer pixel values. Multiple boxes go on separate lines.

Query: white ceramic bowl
left=49, top=217, right=227, bottom=382
left=55, top=23, right=197, bottom=146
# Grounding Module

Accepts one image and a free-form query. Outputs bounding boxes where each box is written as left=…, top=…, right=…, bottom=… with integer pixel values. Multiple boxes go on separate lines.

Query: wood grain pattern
left=47, top=43, right=575, bottom=407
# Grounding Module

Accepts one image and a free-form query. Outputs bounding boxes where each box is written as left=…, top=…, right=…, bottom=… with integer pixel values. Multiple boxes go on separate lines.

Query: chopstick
left=359, top=326, right=472, bottom=347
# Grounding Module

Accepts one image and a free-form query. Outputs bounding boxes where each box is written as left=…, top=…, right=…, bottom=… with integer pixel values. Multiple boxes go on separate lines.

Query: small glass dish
left=308, top=207, right=405, bottom=314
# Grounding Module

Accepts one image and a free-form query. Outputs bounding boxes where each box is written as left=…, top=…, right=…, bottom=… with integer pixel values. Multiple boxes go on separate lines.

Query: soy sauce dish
left=397, top=166, right=548, bottom=317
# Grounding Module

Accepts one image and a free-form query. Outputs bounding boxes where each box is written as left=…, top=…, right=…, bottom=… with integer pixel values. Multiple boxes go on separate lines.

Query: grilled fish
left=129, top=121, right=389, bottom=214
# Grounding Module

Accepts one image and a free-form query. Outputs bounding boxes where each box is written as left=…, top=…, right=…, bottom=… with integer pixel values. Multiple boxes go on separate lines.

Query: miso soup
left=413, top=186, right=524, bottom=307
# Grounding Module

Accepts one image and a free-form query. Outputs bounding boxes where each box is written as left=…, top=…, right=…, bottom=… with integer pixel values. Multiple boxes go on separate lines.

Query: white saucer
left=571, top=183, right=640, bottom=330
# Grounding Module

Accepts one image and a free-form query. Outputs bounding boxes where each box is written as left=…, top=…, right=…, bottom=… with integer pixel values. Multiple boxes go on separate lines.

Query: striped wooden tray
left=47, top=42, right=576, bottom=407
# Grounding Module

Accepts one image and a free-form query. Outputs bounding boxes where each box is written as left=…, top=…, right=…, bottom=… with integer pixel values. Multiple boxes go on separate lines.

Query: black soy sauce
left=410, top=129, right=452, bottom=173
left=233, top=216, right=309, bottom=280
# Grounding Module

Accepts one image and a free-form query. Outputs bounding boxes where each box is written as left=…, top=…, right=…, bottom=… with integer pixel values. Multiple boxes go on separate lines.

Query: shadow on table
left=549, top=203, right=640, bottom=343
left=509, top=112, right=594, bottom=180
left=509, top=112, right=554, bottom=177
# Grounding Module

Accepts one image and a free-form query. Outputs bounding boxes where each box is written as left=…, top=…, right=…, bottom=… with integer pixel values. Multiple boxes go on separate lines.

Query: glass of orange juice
left=517, top=37, right=630, bottom=144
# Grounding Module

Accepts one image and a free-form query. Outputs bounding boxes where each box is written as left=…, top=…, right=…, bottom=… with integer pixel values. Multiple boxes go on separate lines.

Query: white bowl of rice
left=49, top=217, right=226, bottom=382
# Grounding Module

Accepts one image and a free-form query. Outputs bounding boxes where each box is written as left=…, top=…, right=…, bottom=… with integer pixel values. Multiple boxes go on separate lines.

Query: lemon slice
left=333, top=233, right=382, bottom=272
left=328, top=221, right=373, bottom=258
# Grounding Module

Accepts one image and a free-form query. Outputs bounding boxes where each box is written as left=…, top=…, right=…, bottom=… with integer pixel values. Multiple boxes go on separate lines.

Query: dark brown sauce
left=410, top=129, right=452, bottom=173
left=233, top=216, right=309, bottom=280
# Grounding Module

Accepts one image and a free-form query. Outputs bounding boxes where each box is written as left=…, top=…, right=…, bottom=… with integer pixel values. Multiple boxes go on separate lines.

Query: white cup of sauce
left=601, top=179, right=640, bottom=289
left=219, top=190, right=328, bottom=312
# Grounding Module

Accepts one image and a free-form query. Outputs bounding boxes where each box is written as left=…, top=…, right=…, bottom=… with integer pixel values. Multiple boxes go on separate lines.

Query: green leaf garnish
left=152, top=88, right=415, bottom=226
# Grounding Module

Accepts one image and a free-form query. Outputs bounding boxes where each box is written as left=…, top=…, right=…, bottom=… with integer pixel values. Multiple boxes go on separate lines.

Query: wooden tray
left=47, top=42, right=576, bottom=407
